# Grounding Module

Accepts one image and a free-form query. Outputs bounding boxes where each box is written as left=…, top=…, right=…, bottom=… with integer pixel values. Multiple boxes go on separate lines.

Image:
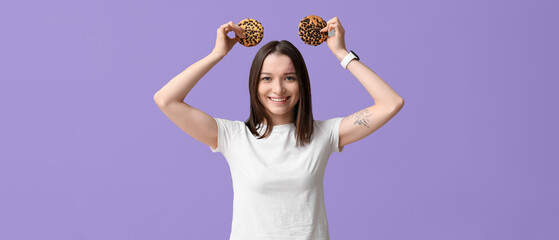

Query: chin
left=266, top=107, right=294, bottom=115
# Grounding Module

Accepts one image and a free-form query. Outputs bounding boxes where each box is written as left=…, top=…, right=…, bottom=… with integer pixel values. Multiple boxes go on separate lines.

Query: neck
left=261, top=116, right=294, bottom=126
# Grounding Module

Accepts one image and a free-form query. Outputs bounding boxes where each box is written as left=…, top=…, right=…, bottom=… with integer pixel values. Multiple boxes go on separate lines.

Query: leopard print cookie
left=237, top=18, right=264, bottom=47
left=298, top=15, right=328, bottom=46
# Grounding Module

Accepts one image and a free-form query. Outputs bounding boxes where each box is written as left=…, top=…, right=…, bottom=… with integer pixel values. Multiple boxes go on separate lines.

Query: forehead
left=261, top=53, right=295, bottom=73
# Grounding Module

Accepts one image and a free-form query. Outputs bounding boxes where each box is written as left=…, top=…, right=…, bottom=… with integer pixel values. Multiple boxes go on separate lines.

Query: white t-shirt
left=210, top=117, right=344, bottom=240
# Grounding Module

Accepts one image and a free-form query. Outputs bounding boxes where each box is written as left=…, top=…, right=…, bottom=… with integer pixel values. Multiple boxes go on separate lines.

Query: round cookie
left=298, top=15, right=328, bottom=46
left=237, top=18, right=264, bottom=47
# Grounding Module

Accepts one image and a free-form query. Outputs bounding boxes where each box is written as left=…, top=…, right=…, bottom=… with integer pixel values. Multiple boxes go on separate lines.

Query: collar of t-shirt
left=256, top=122, right=295, bottom=133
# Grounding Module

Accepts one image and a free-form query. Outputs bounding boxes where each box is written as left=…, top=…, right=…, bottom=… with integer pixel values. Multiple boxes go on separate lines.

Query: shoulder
left=314, top=117, right=344, bottom=134
left=213, top=117, right=246, bottom=135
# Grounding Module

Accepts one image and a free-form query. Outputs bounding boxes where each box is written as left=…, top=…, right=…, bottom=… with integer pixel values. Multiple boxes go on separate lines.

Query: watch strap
left=341, top=50, right=359, bottom=69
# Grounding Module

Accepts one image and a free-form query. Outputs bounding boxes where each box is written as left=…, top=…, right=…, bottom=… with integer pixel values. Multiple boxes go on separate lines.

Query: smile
left=268, top=96, right=290, bottom=103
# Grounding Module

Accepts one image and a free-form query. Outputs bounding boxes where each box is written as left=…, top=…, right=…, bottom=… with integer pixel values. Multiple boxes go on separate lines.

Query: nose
left=272, top=79, right=286, bottom=94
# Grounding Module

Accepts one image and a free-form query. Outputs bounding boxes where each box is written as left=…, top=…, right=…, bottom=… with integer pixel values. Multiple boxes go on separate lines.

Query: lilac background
left=1, top=0, right=557, bottom=239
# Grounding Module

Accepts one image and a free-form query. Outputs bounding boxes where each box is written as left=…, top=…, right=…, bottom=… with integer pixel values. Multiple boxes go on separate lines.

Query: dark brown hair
left=244, top=40, right=314, bottom=147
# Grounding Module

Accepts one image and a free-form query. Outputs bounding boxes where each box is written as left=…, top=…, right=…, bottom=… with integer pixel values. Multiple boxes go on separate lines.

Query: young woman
left=154, top=17, right=404, bottom=240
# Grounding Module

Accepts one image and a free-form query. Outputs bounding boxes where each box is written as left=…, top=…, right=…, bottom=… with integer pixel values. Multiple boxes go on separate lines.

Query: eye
left=286, top=76, right=296, bottom=81
left=261, top=77, right=271, bottom=81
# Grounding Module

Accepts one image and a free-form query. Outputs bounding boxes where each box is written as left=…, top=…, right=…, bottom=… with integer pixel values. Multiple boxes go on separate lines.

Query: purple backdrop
left=1, top=0, right=558, bottom=239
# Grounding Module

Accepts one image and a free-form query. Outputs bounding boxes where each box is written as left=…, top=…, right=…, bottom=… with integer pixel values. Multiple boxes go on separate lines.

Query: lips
left=268, top=96, right=290, bottom=103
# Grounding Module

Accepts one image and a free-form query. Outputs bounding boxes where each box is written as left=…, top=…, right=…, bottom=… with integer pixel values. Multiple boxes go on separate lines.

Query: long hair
left=244, top=40, right=314, bottom=147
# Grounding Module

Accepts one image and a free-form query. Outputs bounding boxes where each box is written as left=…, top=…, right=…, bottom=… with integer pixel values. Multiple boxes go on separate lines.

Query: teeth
left=270, top=97, right=287, bottom=102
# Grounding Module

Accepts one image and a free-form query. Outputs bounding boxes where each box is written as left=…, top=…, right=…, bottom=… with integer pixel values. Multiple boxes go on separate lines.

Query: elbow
left=385, top=97, right=404, bottom=108
left=388, top=98, right=404, bottom=112
left=375, top=98, right=404, bottom=111
left=395, top=98, right=404, bottom=109
left=397, top=98, right=404, bottom=107
left=154, top=92, right=166, bottom=106
left=394, top=98, right=404, bottom=112
left=154, top=92, right=184, bottom=107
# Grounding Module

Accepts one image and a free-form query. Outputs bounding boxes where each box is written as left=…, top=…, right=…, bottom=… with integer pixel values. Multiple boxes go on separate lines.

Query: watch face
left=351, top=50, right=360, bottom=60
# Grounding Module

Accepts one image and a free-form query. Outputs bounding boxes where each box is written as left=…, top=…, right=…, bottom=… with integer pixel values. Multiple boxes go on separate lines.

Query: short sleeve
left=324, top=117, right=344, bottom=153
left=209, top=117, right=239, bottom=153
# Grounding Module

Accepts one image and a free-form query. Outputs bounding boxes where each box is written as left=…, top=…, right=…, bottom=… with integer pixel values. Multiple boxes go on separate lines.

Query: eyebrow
left=260, top=72, right=297, bottom=75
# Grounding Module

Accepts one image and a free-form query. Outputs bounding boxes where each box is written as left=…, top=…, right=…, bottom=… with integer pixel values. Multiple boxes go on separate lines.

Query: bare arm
left=153, top=22, right=245, bottom=150
left=322, top=17, right=403, bottom=106
left=154, top=52, right=223, bottom=105
left=321, top=17, right=404, bottom=149
left=336, top=51, right=404, bottom=106
left=154, top=21, right=245, bottom=105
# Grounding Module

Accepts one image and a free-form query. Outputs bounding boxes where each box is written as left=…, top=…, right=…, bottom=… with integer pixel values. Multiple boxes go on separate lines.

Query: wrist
left=209, top=50, right=226, bottom=60
left=334, top=49, right=349, bottom=61
left=340, top=50, right=360, bottom=69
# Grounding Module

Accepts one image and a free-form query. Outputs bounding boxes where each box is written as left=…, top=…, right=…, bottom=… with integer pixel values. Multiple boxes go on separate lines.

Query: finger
left=334, top=23, right=343, bottom=36
left=335, top=19, right=344, bottom=32
left=320, top=23, right=329, bottom=32
left=336, top=22, right=345, bottom=34
left=220, top=21, right=233, bottom=30
left=325, top=22, right=336, bottom=33
left=321, top=22, right=336, bottom=32
left=222, top=21, right=245, bottom=38
left=219, top=23, right=231, bottom=34
left=220, top=22, right=234, bottom=31
left=219, top=23, right=244, bottom=39
left=231, top=24, right=246, bottom=38
left=224, top=21, right=235, bottom=33
left=326, top=16, right=339, bottom=24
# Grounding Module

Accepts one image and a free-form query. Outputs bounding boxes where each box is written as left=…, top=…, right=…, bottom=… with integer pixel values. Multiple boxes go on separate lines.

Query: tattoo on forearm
left=350, top=109, right=372, bottom=128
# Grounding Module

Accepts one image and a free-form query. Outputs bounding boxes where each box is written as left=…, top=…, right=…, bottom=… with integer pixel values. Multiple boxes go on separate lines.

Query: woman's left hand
left=320, top=17, right=348, bottom=61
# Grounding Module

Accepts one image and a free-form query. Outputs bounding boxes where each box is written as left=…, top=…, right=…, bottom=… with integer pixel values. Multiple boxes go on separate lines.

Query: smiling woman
left=245, top=40, right=313, bottom=147
left=153, top=17, right=404, bottom=240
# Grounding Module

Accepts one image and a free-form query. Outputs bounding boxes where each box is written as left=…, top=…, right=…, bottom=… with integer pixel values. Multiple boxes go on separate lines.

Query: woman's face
left=257, top=53, right=300, bottom=124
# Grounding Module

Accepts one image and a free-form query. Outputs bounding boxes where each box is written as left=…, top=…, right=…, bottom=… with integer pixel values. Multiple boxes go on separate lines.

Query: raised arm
left=154, top=21, right=245, bottom=105
left=153, top=22, right=245, bottom=150
left=321, top=17, right=404, bottom=149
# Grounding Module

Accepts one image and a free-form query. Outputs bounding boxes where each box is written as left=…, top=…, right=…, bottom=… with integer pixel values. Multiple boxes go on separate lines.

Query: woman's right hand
left=211, top=21, right=245, bottom=58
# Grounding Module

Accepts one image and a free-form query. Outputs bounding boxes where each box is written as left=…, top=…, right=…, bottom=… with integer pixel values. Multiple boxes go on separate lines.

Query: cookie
left=298, top=15, right=328, bottom=46
left=237, top=18, right=264, bottom=47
